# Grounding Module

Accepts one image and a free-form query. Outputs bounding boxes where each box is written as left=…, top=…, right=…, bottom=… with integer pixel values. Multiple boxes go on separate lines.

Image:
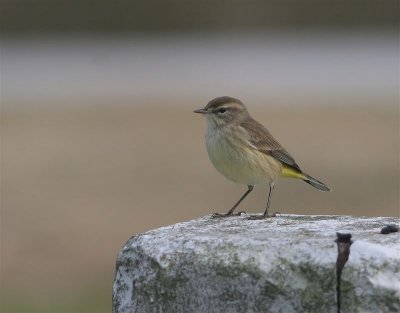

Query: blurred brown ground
left=1, top=100, right=399, bottom=312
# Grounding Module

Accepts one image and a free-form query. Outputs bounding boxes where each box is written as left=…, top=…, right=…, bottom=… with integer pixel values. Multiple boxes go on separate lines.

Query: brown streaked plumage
left=194, top=96, right=331, bottom=219
left=240, top=117, right=301, bottom=171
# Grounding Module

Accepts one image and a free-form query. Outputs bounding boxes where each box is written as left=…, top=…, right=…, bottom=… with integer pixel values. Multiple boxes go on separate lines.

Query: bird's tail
left=303, top=174, right=331, bottom=192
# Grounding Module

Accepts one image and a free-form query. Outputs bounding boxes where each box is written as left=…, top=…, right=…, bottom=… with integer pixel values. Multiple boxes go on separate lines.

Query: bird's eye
left=218, top=108, right=227, bottom=113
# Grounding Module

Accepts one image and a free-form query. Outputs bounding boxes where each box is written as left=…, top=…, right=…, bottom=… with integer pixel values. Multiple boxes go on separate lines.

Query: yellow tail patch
left=281, top=166, right=305, bottom=180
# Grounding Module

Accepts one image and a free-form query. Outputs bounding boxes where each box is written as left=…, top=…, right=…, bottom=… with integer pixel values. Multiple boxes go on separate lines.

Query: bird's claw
left=211, top=211, right=246, bottom=219
left=246, top=212, right=279, bottom=220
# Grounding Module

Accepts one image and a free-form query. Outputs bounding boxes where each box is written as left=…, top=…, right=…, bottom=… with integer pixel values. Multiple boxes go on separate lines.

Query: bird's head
left=194, top=96, right=249, bottom=127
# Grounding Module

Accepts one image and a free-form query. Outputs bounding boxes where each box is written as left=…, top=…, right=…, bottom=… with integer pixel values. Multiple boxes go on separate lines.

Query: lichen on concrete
left=113, top=214, right=400, bottom=313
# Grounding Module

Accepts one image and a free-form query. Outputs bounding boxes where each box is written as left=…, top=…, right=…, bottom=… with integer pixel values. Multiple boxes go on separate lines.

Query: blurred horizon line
left=2, top=31, right=398, bottom=109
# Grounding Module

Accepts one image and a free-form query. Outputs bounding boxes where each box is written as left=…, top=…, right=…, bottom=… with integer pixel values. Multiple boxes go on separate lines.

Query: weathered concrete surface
left=113, top=215, right=400, bottom=313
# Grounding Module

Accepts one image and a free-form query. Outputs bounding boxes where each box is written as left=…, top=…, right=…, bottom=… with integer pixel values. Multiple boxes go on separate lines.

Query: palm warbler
left=194, top=96, right=331, bottom=219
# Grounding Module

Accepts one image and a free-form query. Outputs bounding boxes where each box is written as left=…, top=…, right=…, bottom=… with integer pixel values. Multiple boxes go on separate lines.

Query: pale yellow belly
left=206, top=132, right=282, bottom=186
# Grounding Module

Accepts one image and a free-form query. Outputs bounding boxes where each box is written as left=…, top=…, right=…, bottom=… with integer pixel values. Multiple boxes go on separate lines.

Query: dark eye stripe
left=217, top=108, right=227, bottom=113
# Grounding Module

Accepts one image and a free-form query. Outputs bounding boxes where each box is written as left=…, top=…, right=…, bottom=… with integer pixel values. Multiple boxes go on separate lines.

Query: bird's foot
left=211, top=211, right=246, bottom=219
left=246, top=211, right=280, bottom=220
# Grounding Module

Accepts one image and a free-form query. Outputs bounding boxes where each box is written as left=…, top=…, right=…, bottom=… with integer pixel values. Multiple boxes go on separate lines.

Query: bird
left=194, top=96, right=331, bottom=219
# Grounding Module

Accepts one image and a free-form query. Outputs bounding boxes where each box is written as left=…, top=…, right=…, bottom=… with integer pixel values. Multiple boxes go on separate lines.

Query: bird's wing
left=240, top=118, right=302, bottom=172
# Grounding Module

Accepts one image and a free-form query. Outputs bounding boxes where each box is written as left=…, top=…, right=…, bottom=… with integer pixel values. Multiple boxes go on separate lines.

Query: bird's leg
left=247, top=183, right=277, bottom=220
left=212, top=185, right=253, bottom=218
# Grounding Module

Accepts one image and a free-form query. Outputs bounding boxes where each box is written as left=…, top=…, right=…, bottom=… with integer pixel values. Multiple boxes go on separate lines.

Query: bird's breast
left=205, top=126, right=281, bottom=185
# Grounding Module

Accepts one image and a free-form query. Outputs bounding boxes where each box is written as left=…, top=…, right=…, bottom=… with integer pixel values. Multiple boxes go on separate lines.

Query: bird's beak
left=193, top=108, right=208, bottom=114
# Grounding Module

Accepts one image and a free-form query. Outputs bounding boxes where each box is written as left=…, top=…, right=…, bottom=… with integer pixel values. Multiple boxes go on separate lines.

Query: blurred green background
left=1, top=1, right=399, bottom=312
